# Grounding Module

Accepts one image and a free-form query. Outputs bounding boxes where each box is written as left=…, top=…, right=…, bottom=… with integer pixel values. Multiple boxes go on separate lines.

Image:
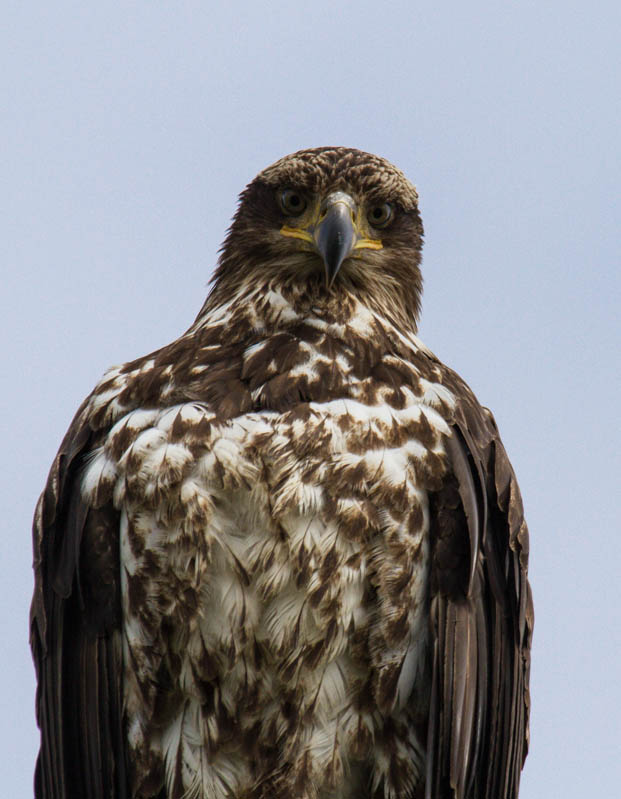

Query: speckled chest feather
left=80, top=284, right=455, bottom=799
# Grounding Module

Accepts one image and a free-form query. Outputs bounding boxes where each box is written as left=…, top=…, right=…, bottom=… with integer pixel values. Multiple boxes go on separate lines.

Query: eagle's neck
left=193, top=277, right=420, bottom=351
left=90, top=277, right=435, bottom=431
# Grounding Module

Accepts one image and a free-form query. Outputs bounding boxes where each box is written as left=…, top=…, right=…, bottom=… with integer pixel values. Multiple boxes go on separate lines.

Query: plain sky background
left=2, top=1, right=620, bottom=795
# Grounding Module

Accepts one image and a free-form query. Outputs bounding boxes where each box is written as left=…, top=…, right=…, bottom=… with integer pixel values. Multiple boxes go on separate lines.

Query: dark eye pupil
left=368, top=203, right=393, bottom=227
left=280, top=189, right=306, bottom=215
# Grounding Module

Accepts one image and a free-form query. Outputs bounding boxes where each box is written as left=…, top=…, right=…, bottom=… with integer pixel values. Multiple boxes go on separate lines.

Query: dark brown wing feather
left=30, top=403, right=129, bottom=799
left=426, top=372, right=533, bottom=799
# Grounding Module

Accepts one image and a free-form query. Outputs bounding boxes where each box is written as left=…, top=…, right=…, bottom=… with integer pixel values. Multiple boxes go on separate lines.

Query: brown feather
left=31, top=147, right=531, bottom=799
left=426, top=368, right=533, bottom=798
left=31, top=407, right=128, bottom=799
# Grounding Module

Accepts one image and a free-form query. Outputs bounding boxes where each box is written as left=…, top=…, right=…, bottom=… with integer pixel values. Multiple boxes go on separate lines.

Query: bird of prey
left=31, top=147, right=533, bottom=799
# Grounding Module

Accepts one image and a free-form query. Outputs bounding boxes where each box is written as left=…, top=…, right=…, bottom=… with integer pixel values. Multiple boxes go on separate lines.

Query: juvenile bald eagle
left=31, top=147, right=533, bottom=799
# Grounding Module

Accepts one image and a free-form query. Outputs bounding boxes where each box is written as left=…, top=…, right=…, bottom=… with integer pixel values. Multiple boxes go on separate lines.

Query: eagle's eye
left=279, top=189, right=307, bottom=216
left=367, top=202, right=394, bottom=228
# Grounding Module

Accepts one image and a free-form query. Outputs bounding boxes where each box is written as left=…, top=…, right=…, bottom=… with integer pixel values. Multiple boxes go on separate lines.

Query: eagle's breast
left=80, top=288, right=455, bottom=798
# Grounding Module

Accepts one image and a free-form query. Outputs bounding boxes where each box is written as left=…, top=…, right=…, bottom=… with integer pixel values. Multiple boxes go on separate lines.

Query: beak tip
left=314, top=201, right=357, bottom=285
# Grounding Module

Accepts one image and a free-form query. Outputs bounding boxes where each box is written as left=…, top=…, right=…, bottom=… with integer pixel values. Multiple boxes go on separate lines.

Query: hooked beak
left=280, top=190, right=383, bottom=287
left=313, top=193, right=358, bottom=286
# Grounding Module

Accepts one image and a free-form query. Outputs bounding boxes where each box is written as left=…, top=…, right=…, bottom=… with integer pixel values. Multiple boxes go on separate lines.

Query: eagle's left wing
left=30, top=401, right=129, bottom=799
left=425, top=374, right=533, bottom=799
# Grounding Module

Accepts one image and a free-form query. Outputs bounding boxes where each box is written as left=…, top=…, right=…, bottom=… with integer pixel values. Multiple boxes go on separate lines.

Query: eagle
left=31, top=147, right=533, bottom=799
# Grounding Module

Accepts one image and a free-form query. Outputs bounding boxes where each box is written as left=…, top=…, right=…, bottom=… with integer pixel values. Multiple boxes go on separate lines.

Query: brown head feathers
left=209, top=148, right=425, bottom=330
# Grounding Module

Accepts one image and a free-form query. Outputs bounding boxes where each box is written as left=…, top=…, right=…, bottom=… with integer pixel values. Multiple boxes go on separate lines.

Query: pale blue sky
left=3, top=2, right=620, bottom=795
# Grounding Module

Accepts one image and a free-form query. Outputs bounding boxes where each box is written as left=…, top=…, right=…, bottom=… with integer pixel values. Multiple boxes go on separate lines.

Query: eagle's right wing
left=30, top=400, right=129, bottom=799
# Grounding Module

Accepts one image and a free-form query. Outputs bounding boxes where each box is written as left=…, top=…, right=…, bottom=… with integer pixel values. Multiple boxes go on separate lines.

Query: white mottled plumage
left=78, top=289, right=453, bottom=799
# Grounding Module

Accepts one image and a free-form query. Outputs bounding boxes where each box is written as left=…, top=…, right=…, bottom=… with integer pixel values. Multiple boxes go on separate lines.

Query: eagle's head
left=212, top=147, right=424, bottom=329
